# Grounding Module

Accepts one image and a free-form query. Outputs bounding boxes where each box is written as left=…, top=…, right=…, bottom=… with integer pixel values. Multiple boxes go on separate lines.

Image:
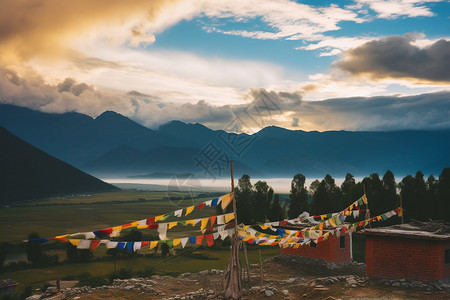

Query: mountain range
left=1, top=103, right=449, bottom=179
left=0, top=125, right=119, bottom=203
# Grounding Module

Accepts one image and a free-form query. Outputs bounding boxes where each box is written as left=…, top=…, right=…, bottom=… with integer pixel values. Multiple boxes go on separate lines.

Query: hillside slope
left=0, top=126, right=119, bottom=203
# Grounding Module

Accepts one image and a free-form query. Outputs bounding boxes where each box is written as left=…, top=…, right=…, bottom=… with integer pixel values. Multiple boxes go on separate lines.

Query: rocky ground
left=29, top=254, right=450, bottom=300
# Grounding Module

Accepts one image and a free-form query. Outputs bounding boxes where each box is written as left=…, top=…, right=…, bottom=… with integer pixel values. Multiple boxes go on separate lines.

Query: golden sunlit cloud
left=0, top=0, right=176, bottom=65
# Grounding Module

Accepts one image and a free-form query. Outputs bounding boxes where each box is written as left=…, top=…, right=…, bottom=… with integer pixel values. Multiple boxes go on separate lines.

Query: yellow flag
left=186, top=220, right=196, bottom=226
left=221, top=193, right=234, bottom=210
left=398, top=208, right=403, bottom=217
left=243, top=236, right=251, bottom=242
left=150, top=241, right=158, bottom=249
left=168, top=222, right=178, bottom=229
left=260, top=225, right=269, bottom=230
left=155, top=215, right=165, bottom=222
left=55, top=234, right=69, bottom=239
left=185, top=206, right=195, bottom=216
left=319, top=223, right=324, bottom=230
left=362, top=194, right=368, bottom=204
left=243, top=225, right=250, bottom=230
left=294, top=243, right=301, bottom=249
left=329, top=218, right=337, bottom=227
left=200, top=218, right=209, bottom=230
left=225, top=213, right=235, bottom=223
left=173, top=239, right=181, bottom=246
left=69, top=239, right=80, bottom=246
left=137, top=225, right=148, bottom=229
left=113, top=225, right=122, bottom=231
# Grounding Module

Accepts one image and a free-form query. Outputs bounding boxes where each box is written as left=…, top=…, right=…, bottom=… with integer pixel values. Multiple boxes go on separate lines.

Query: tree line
left=233, top=168, right=450, bottom=224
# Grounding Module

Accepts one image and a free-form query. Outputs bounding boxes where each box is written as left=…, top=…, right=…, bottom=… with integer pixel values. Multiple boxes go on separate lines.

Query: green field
left=1, top=190, right=279, bottom=294
left=1, top=190, right=223, bottom=243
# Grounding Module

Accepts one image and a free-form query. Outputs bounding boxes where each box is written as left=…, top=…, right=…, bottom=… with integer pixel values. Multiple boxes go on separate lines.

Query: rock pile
left=377, top=278, right=450, bottom=291
left=61, top=277, right=166, bottom=298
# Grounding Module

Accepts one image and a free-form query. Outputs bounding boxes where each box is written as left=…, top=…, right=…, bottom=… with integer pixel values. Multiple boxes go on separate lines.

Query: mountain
left=0, top=105, right=188, bottom=167
left=0, top=126, right=119, bottom=203
left=0, top=104, right=449, bottom=179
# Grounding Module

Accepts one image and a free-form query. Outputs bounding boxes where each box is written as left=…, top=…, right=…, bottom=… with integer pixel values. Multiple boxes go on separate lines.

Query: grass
left=0, top=191, right=223, bottom=243
left=1, top=246, right=281, bottom=295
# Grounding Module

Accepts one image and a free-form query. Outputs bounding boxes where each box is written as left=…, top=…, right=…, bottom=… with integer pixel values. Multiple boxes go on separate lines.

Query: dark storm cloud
left=336, top=35, right=450, bottom=83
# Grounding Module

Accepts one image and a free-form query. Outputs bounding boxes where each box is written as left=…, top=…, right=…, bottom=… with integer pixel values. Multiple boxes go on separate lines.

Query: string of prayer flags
left=51, top=193, right=234, bottom=241
left=63, top=212, right=236, bottom=241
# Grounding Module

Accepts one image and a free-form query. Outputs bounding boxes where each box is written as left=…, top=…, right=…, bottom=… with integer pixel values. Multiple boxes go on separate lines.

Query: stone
left=282, top=289, right=289, bottom=296
left=264, top=290, right=275, bottom=297
left=392, top=282, right=401, bottom=287
left=25, top=295, right=42, bottom=300
left=124, top=286, right=134, bottom=291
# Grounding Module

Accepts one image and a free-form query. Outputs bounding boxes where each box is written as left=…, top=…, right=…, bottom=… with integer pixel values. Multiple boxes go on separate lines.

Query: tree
left=288, top=173, right=308, bottom=219
left=437, top=168, right=450, bottom=221
left=341, top=173, right=357, bottom=207
left=26, top=232, right=42, bottom=265
left=234, top=174, right=254, bottom=224
left=310, top=174, right=343, bottom=214
left=399, top=173, right=423, bottom=221
left=309, top=180, right=320, bottom=194
left=269, top=194, right=284, bottom=221
left=426, top=174, right=439, bottom=219
left=253, top=181, right=273, bottom=223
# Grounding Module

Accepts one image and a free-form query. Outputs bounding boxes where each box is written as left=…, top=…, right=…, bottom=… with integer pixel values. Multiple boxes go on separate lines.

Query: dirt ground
left=61, top=256, right=450, bottom=300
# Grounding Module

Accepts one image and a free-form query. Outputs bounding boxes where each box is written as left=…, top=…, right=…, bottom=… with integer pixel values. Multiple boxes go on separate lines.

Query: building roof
left=362, top=220, right=450, bottom=240
left=0, top=279, right=19, bottom=289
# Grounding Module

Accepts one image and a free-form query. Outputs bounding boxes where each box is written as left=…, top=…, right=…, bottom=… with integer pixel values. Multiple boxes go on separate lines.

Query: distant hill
left=0, top=126, right=119, bottom=203
left=0, top=104, right=449, bottom=179
left=0, top=105, right=188, bottom=167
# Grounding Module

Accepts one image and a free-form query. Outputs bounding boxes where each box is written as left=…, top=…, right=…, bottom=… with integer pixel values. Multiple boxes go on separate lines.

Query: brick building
left=280, top=234, right=352, bottom=264
left=363, top=221, right=450, bottom=282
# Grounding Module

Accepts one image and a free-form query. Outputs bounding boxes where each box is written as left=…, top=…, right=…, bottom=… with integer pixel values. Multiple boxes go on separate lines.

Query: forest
left=232, top=168, right=450, bottom=224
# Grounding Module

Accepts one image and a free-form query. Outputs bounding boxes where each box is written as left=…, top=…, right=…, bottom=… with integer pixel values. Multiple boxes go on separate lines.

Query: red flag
left=91, top=240, right=101, bottom=250
left=196, top=235, right=204, bottom=245
left=198, top=203, right=205, bottom=211
left=205, top=234, right=214, bottom=246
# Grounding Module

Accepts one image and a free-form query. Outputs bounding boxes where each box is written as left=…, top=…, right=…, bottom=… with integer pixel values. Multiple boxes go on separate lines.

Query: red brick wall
left=365, top=235, right=450, bottom=281
left=280, top=235, right=351, bottom=264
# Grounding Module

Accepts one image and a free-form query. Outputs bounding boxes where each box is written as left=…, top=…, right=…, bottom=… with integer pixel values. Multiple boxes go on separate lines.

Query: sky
left=0, top=0, right=449, bottom=133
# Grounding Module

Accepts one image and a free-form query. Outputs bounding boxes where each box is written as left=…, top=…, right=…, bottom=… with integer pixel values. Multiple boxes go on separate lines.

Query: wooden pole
left=224, top=160, right=242, bottom=300
left=399, top=194, right=404, bottom=224
left=231, top=160, right=237, bottom=230
left=242, top=242, right=251, bottom=287
left=258, top=249, right=264, bottom=286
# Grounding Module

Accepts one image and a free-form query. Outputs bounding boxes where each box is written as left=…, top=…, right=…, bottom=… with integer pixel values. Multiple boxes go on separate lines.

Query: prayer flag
left=150, top=241, right=158, bottom=249
left=168, top=222, right=178, bottom=229
left=206, top=234, right=214, bottom=246
left=185, top=206, right=195, bottom=216
left=69, top=239, right=80, bottom=246
left=221, top=193, right=233, bottom=210
left=91, top=240, right=101, bottom=250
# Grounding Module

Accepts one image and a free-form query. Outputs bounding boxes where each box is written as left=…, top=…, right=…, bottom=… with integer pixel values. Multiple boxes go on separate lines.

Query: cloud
left=355, top=0, right=441, bottom=19
left=290, top=91, right=450, bottom=131
left=335, top=34, right=450, bottom=83
left=1, top=68, right=449, bottom=132
left=0, top=0, right=175, bottom=64
left=200, top=0, right=364, bottom=42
